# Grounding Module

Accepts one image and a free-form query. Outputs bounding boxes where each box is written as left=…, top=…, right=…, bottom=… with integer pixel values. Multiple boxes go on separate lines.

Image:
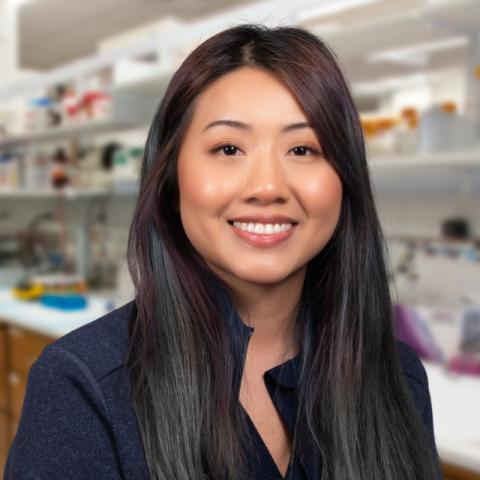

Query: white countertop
left=0, top=289, right=115, bottom=338
left=424, top=360, right=480, bottom=473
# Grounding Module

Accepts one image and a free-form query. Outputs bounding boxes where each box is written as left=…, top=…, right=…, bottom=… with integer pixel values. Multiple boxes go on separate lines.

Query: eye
left=209, top=143, right=242, bottom=156
left=289, top=145, right=322, bottom=156
left=209, top=143, right=323, bottom=157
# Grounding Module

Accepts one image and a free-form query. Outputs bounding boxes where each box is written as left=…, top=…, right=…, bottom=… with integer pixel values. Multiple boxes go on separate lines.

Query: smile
left=227, top=220, right=297, bottom=247
left=231, top=221, right=294, bottom=234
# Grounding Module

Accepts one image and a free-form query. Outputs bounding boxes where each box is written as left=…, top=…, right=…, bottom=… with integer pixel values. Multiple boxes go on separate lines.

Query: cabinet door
left=0, top=324, right=6, bottom=415
left=7, top=372, right=25, bottom=422
left=0, top=369, right=6, bottom=412
left=8, top=416, right=19, bottom=449
left=0, top=410, right=8, bottom=453
left=8, top=327, right=53, bottom=378
left=0, top=325, right=6, bottom=372
left=442, top=462, right=480, bottom=480
left=6, top=326, right=54, bottom=447
left=0, top=410, right=8, bottom=480
left=0, top=450, right=6, bottom=480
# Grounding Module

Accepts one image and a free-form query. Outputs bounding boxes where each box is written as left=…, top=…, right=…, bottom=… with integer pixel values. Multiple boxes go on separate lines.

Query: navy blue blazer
left=4, top=296, right=442, bottom=479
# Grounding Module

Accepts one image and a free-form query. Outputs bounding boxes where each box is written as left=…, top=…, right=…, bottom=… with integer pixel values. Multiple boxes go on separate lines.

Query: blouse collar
left=207, top=270, right=302, bottom=391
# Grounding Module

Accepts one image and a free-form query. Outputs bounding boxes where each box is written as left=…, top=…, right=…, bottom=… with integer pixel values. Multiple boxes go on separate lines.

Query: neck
left=213, top=266, right=306, bottom=360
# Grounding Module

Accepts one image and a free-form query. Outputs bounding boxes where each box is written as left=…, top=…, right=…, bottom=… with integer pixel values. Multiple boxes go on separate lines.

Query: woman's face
left=177, top=66, right=342, bottom=287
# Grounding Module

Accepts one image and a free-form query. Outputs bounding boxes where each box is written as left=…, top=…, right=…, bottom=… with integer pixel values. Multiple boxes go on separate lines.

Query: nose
left=241, top=150, right=291, bottom=205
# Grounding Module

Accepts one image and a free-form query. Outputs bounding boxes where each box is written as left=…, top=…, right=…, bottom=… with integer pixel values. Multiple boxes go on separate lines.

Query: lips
left=229, top=220, right=296, bottom=248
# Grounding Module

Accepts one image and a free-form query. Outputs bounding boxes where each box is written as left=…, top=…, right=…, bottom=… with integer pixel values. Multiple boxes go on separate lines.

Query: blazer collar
left=206, top=270, right=302, bottom=391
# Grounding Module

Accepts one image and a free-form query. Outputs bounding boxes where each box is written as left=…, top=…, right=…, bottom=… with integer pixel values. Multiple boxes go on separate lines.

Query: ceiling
left=17, top=0, right=480, bottom=90
left=18, top=0, right=256, bottom=69
left=307, top=0, right=480, bottom=87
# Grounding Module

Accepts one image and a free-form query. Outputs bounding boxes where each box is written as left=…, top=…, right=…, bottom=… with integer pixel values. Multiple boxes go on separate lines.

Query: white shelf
left=0, top=187, right=108, bottom=198
left=369, top=149, right=480, bottom=169
left=0, top=90, right=157, bottom=148
left=2, top=150, right=479, bottom=199
left=368, top=149, right=480, bottom=197
left=0, top=187, right=137, bottom=199
left=108, top=65, right=172, bottom=97
left=0, top=118, right=138, bottom=148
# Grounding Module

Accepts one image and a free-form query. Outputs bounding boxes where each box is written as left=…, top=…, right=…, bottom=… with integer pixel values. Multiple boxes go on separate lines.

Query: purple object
left=394, top=303, right=445, bottom=363
left=447, top=354, right=480, bottom=376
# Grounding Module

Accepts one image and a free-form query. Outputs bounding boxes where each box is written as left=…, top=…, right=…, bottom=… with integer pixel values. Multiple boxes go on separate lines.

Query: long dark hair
left=126, top=24, right=439, bottom=479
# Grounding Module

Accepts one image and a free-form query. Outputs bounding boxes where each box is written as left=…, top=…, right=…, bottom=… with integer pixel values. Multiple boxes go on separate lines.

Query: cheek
left=177, top=158, right=240, bottom=249
left=302, top=168, right=343, bottom=224
left=178, top=164, right=237, bottom=214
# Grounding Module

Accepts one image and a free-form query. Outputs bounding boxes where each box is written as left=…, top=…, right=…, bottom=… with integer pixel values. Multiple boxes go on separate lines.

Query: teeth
left=232, top=222, right=293, bottom=234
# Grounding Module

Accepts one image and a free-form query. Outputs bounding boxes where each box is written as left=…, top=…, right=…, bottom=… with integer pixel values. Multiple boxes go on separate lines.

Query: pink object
left=447, top=354, right=480, bottom=376
left=394, top=303, right=445, bottom=363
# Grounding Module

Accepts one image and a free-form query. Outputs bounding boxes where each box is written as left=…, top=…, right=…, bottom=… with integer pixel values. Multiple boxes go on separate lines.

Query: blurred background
left=0, top=0, right=479, bottom=478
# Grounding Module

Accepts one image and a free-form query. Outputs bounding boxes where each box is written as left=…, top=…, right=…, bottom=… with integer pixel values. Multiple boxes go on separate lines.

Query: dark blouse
left=4, top=292, right=442, bottom=479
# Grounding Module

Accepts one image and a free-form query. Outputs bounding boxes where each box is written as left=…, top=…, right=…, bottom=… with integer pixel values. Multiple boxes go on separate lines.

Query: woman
left=4, top=24, right=442, bottom=480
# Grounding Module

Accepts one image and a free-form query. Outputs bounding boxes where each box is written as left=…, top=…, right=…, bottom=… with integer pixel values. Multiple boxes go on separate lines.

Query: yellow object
left=13, top=283, right=45, bottom=300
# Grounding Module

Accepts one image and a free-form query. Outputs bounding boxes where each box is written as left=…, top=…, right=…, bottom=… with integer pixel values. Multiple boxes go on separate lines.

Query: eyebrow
left=202, top=119, right=313, bottom=133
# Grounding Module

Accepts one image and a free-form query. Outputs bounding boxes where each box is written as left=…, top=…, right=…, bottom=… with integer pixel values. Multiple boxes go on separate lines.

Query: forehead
left=189, top=67, right=309, bottom=130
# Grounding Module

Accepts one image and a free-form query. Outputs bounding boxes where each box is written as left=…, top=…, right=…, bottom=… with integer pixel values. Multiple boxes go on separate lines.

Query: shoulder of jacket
left=39, top=300, right=137, bottom=382
left=395, top=339, right=427, bottom=383
left=395, top=339, right=430, bottom=415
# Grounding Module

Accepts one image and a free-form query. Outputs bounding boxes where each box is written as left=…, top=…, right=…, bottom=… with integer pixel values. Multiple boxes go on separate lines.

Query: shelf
left=0, top=188, right=108, bottom=198
left=368, top=149, right=480, bottom=197
left=108, top=65, right=173, bottom=97
left=0, top=118, right=139, bottom=148
left=2, top=150, right=480, bottom=200
left=368, top=149, right=480, bottom=169
left=0, top=90, right=157, bottom=149
left=386, top=233, right=480, bottom=246
left=0, top=187, right=137, bottom=199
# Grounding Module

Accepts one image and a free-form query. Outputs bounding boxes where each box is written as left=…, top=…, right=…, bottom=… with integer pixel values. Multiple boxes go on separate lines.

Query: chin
left=230, top=267, right=294, bottom=286
left=206, top=258, right=299, bottom=286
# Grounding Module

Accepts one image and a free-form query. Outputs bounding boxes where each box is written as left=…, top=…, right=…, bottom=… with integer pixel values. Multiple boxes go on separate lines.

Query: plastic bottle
left=417, top=101, right=458, bottom=153
left=394, top=106, right=419, bottom=154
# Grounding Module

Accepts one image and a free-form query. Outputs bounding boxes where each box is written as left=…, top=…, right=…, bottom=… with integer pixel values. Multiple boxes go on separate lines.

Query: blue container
left=40, top=294, right=88, bottom=311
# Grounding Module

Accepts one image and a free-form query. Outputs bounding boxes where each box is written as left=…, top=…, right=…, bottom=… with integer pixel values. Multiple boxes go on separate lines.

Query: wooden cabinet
left=0, top=327, right=6, bottom=373
left=0, top=324, right=7, bottom=477
left=0, top=321, right=54, bottom=478
left=0, top=411, right=7, bottom=476
left=8, top=326, right=52, bottom=377
left=444, top=464, right=480, bottom=480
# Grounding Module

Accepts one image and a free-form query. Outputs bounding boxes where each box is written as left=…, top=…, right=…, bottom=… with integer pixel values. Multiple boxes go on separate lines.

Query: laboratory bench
left=0, top=290, right=479, bottom=479
left=0, top=288, right=113, bottom=476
